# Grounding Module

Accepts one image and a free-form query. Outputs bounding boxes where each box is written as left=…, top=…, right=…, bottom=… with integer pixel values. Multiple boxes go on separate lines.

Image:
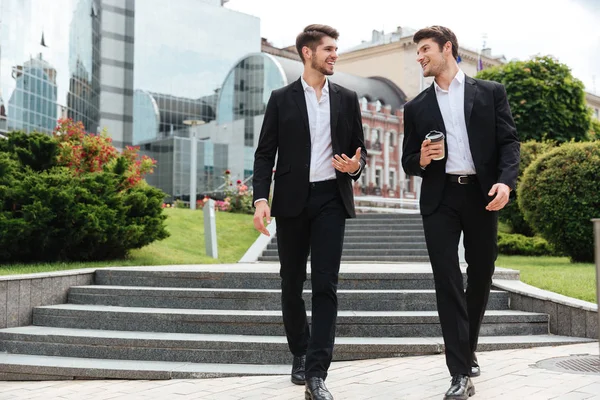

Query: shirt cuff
left=254, top=198, right=268, bottom=207
left=348, top=163, right=362, bottom=176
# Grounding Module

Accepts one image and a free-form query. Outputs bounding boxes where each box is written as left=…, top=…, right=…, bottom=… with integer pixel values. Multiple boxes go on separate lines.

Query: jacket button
left=304, top=164, right=308, bottom=168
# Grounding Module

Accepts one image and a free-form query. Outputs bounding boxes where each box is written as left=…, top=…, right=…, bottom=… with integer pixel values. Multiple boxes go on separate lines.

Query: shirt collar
left=434, top=69, right=465, bottom=93
left=301, top=76, right=329, bottom=94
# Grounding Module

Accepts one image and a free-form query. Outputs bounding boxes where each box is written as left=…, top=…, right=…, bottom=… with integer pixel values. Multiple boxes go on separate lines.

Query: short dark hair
left=413, top=25, right=459, bottom=61
left=295, top=24, right=339, bottom=62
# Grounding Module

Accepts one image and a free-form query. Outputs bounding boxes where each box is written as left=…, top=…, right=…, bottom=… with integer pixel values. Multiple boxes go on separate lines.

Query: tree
left=476, top=56, right=590, bottom=143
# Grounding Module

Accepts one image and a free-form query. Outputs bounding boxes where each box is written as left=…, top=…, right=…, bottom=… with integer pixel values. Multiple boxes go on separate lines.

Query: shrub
left=497, top=232, right=557, bottom=256
left=0, top=119, right=169, bottom=263
left=500, top=140, right=556, bottom=236
left=222, top=171, right=253, bottom=214
left=518, top=141, right=600, bottom=262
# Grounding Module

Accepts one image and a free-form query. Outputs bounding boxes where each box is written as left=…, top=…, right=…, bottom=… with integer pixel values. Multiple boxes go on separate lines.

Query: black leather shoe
left=470, top=353, right=480, bottom=377
left=305, top=377, right=333, bottom=400
left=444, top=374, right=475, bottom=399
left=291, top=355, right=305, bottom=385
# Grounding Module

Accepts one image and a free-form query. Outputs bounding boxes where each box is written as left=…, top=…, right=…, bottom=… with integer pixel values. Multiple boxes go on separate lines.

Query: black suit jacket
left=253, top=78, right=367, bottom=218
left=402, top=76, right=520, bottom=216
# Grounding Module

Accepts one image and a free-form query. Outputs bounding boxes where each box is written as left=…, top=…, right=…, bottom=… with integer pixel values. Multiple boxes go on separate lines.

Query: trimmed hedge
left=518, top=141, right=600, bottom=262
left=497, top=232, right=557, bottom=256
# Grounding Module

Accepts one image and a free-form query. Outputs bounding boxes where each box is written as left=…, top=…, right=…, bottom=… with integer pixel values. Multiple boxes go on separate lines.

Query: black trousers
left=422, top=181, right=498, bottom=376
left=275, top=179, right=346, bottom=380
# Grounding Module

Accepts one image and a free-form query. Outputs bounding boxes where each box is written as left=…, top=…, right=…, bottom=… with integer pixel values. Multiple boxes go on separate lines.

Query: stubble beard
left=312, top=58, right=334, bottom=76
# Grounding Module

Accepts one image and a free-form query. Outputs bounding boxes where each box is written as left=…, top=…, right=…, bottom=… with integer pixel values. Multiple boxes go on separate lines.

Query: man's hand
left=486, top=183, right=511, bottom=211
left=420, top=139, right=443, bottom=168
left=253, top=200, right=271, bottom=236
left=332, top=147, right=361, bottom=174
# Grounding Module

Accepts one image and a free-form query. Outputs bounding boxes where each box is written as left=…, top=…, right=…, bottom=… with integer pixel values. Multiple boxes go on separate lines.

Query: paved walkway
left=1, top=342, right=598, bottom=400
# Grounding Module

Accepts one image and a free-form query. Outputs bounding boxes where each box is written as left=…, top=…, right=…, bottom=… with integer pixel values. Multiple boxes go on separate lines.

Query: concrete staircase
left=259, top=213, right=430, bottom=262
left=0, top=264, right=592, bottom=380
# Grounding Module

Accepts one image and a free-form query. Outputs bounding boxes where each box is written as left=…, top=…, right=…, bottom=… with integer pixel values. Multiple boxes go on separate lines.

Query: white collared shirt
left=301, top=76, right=336, bottom=182
left=434, top=69, right=476, bottom=175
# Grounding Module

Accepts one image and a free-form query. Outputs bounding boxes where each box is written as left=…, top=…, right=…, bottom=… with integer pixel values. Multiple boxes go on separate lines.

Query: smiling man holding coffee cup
left=402, top=26, right=520, bottom=400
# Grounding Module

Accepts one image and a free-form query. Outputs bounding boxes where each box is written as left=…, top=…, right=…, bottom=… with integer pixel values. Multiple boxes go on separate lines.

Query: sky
left=225, top=0, right=600, bottom=94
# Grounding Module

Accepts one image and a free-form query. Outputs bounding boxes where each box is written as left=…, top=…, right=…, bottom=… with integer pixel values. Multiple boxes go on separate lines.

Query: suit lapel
left=464, top=76, right=477, bottom=129
left=292, top=78, right=310, bottom=134
left=424, top=84, right=446, bottom=131
left=329, top=81, right=341, bottom=144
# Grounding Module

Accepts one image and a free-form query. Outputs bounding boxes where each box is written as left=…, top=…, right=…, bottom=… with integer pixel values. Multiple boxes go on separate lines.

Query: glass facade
left=140, top=137, right=228, bottom=202
left=0, top=0, right=101, bottom=135
left=133, top=0, right=260, bottom=199
left=216, top=53, right=286, bottom=178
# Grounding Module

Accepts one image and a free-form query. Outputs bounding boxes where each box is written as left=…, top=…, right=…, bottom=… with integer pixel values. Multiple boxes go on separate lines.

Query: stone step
left=94, top=265, right=520, bottom=289
left=331, top=236, right=427, bottom=244
left=258, top=255, right=432, bottom=262
left=344, top=230, right=425, bottom=236
left=344, top=223, right=424, bottom=229
left=261, top=249, right=429, bottom=258
left=31, top=305, right=550, bottom=337
left=0, top=326, right=592, bottom=368
left=0, top=353, right=289, bottom=380
left=355, top=214, right=422, bottom=220
left=266, top=243, right=428, bottom=250
left=68, top=287, right=509, bottom=311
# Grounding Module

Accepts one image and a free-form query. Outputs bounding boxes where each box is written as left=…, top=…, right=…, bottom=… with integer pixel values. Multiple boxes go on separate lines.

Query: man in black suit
left=402, top=26, right=519, bottom=400
left=252, top=24, right=366, bottom=400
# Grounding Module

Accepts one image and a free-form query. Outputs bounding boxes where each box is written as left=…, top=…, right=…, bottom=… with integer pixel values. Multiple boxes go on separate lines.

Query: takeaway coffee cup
left=425, top=130, right=445, bottom=161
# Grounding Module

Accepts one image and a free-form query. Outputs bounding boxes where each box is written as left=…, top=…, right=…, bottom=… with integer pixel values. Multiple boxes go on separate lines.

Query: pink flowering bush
left=223, top=171, right=253, bottom=214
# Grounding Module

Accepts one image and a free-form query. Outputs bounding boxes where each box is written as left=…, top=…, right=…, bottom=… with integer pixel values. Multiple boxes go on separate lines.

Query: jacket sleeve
left=252, top=92, right=279, bottom=203
left=401, top=102, right=424, bottom=177
left=348, top=91, right=367, bottom=181
left=493, top=83, right=520, bottom=190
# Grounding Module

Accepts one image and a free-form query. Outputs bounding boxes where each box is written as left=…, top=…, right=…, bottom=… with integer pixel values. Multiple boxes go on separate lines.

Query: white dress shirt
left=434, top=69, right=477, bottom=175
left=301, top=76, right=337, bottom=182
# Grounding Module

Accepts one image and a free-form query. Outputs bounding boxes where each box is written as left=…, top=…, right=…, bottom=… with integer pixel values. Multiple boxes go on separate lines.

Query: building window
left=389, top=169, right=396, bottom=190
left=375, top=168, right=382, bottom=188
left=375, top=100, right=382, bottom=113
left=362, top=124, right=369, bottom=141
left=360, top=96, right=368, bottom=111
left=388, top=132, right=394, bottom=147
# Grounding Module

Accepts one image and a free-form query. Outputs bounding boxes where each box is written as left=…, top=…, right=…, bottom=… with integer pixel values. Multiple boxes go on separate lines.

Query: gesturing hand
left=332, top=147, right=361, bottom=174
left=486, top=183, right=511, bottom=211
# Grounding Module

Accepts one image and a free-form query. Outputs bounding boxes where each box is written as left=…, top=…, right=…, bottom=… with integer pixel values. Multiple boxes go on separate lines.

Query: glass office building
left=0, top=0, right=102, bottom=135
left=133, top=0, right=260, bottom=200
left=0, top=0, right=132, bottom=144
left=132, top=0, right=259, bottom=144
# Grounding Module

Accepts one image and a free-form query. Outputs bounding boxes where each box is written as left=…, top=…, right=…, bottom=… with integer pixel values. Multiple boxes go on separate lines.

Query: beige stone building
left=586, top=92, right=600, bottom=120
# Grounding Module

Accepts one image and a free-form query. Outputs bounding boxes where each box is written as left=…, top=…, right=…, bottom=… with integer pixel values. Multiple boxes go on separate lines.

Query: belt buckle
left=457, top=175, right=469, bottom=184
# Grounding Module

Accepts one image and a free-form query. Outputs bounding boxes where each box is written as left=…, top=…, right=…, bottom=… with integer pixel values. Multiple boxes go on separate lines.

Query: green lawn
left=497, top=255, right=597, bottom=303
left=0, top=208, right=259, bottom=276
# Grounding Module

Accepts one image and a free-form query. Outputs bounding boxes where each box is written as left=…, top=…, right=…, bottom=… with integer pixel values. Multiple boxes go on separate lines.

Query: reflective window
left=0, top=0, right=101, bottom=135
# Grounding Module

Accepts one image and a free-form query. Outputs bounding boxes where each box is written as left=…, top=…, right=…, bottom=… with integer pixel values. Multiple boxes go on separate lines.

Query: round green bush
left=518, top=141, right=600, bottom=262
left=500, top=140, right=556, bottom=236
